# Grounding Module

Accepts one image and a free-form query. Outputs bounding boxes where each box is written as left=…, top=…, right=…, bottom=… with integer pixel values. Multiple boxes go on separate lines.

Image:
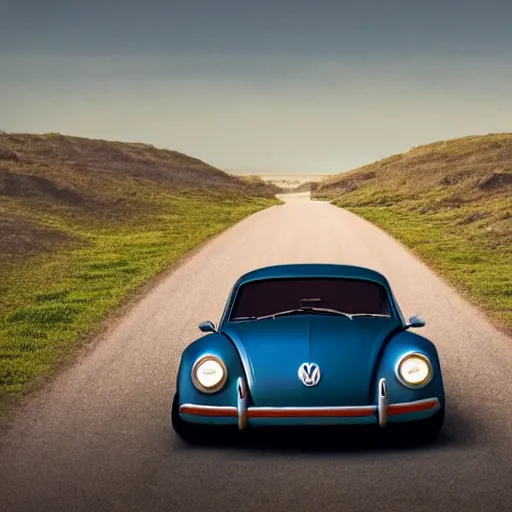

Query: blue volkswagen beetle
left=171, top=264, right=445, bottom=444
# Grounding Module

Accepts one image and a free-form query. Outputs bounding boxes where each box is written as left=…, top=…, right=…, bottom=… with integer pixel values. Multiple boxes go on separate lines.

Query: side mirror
left=198, top=320, right=217, bottom=333
left=405, top=315, right=426, bottom=329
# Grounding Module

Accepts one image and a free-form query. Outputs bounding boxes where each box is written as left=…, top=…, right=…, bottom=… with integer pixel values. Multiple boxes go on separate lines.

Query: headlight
left=191, top=355, right=228, bottom=393
left=396, top=352, right=433, bottom=388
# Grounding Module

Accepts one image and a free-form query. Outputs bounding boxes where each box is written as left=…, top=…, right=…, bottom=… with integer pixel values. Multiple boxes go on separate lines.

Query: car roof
left=234, top=264, right=391, bottom=288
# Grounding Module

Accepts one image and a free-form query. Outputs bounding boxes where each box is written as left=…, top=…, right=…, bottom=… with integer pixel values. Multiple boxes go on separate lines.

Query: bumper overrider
left=179, top=377, right=441, bottom=429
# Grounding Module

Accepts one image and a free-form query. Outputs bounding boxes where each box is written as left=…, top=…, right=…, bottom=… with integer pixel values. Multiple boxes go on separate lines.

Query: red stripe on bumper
left=387, top=398, right=440, bottom=416
left=247, top=407, right=376, bottom=418
left=179, top=405, right=238, bottom=417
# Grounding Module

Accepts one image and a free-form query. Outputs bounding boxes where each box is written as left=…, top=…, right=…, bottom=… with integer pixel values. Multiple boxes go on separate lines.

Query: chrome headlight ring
left=395, top=352, right=434, bottom=389
left=191, top=354, right=228, bottom=394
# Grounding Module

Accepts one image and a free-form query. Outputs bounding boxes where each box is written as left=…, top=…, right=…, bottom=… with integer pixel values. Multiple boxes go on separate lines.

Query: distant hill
left=288, top=181, right=317, bottom=192
left=314, top=134, right=511, bottom=245
left=0, top=132, right=279, bottom=201
left=315, top=133, right=512, bottom=209
left=313, top=133, right=512, bottom=333
left=0, top=132, right=279, bottom=260
left=227, top=173, right=329, bottom=192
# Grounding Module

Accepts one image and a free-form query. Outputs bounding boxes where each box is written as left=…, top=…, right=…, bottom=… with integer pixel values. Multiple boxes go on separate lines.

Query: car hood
left=222, top=315, right=401, bottom=407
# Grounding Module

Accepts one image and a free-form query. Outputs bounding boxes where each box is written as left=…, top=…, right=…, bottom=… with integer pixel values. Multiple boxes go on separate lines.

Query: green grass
left=0, top=196, right=275, bottom=404
left=314, top=134, right=512, bottom=335
left=341, top=204, right=511, bottom=332
left=0, top=132, right=280, bottom=413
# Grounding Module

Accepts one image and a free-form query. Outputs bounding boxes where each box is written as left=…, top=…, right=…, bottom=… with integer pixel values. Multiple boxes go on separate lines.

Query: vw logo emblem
left=298, top=362, right=321, bottom=387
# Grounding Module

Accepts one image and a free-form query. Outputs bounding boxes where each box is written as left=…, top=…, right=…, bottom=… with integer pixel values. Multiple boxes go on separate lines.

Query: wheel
left=171, top=393, right=207, bottom=444
left=171, top=393, right=237, bottom=444
left=392, top=408, right=445, bottom=446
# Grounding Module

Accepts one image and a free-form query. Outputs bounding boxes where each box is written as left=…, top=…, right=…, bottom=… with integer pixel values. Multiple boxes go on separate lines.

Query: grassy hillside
left=0, top=132, right=280, bottom=411
left=314, top=134, right=512, bottom=334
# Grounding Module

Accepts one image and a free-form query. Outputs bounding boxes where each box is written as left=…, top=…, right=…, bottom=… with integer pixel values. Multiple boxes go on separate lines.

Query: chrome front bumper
left=179, top=377, right=441, bottom=429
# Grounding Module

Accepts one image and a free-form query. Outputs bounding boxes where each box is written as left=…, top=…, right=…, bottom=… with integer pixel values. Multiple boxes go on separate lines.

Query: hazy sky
left=1, top=0, right=512, bottom=173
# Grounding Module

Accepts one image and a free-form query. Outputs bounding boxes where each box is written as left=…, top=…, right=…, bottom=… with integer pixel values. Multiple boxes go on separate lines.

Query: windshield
left=229, top=278, right=392, bottom=320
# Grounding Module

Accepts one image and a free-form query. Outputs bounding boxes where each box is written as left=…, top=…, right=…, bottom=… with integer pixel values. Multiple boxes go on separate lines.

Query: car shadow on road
left=173, top=407, right=477, bottom=455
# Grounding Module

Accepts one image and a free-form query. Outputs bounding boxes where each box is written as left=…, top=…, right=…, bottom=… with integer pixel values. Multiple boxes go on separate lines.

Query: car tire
left=171, top=393, right=238, bottom=444
left=171, top=393, right=207, bottom=444
left=393, top=407, right=445, bottom=446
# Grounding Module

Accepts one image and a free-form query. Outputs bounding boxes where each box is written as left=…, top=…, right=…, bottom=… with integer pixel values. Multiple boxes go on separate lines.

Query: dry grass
left=313, top=134, right=512, bottom=334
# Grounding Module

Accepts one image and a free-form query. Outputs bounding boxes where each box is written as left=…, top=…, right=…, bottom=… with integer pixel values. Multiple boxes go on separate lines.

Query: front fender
left=176, top=333, right=247, bottom=407
left=374, top=331, right=445, bottom=408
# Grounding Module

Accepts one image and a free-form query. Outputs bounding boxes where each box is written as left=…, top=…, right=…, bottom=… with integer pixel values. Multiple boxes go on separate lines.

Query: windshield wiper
left=256, top=307, right=354, bottom=321
left=231, top=311, right=391, bottom=322
left=350, top=313, right=391, bottom=318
